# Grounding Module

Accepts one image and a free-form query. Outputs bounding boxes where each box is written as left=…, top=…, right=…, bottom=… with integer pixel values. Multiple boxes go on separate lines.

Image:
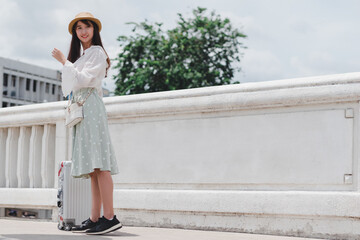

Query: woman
left=52, top=12, right=122, bottom=235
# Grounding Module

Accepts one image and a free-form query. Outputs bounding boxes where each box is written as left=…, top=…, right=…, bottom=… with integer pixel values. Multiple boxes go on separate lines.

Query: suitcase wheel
left=64, top=223, right=74, bottom=231
left=57, top=223, right=64, bottom=230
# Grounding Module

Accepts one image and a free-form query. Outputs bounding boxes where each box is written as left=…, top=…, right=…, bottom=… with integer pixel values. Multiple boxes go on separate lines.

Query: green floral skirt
left=70, top=87, right=119, bottom=179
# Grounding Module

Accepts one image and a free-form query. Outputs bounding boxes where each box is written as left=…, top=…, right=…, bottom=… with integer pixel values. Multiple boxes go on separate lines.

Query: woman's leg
left=97, top=170, right=114, bottom=219
left=89, top=169, right=102, bottom=222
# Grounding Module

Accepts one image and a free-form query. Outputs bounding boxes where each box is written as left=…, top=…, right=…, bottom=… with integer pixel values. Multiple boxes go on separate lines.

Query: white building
left=0, top=57, right=63, bottom=108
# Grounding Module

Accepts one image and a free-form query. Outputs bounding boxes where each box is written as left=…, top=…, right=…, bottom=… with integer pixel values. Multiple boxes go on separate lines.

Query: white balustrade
left=0, top=128, right=7, bottom=187
left=0, top=72, right=360, bottom=239
left=29, top=125, right=44, bottom=188
left=0, top=124, right=57, bottom=189
left=41, top=124, right=56, bottom=188
left=17, top=126, right=31, bottom=188
left=5, top=127, right=19, bottom=188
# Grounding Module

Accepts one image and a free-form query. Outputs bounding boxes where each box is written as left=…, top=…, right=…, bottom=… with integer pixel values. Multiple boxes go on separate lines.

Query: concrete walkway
left=0, top=218, right=323, bottom=240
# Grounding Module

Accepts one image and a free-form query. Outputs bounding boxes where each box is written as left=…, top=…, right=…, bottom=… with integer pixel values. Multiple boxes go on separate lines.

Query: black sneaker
left=71, top=217, right=98, bottom=232
left=85, top=215, right=122, bottom=235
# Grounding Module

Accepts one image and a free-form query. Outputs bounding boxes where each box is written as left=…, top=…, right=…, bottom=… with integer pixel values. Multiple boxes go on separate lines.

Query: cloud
left=289, top=51, right=358, bottom=78
left=0, top=0, right=24, bottom=56
left=239, top=48, right=283, bottom=82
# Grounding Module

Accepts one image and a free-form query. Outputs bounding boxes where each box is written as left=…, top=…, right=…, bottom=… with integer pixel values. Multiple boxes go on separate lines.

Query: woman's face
left=75, top=20, right=94, bottom=45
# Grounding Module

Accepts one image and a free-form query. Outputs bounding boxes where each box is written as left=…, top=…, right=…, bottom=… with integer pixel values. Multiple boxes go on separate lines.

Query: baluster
left=29, top=125, right=43, bottom=188
left=17, top=126, right=31, bottom=188
left=5, top=127, right=19, bottom=187
left=0, top=128, right=8, bottom=187
left=41, top=124, right=56, bottom=188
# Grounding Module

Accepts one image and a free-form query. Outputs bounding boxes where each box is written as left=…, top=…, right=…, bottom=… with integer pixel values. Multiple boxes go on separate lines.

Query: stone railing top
left=103, top=72, right=360, bottom=119
left=104, top=71, right=360, bottom=104
left=1, top=71, right=360, bottom=127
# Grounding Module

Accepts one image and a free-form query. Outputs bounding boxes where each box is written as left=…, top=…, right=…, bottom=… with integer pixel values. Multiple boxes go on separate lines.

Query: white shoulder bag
left=65, top=88, right=94, bottom=128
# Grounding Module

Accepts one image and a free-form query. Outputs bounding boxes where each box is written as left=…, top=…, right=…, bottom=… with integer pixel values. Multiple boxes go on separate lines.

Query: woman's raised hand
left=52, top=48, right=67, bottom=65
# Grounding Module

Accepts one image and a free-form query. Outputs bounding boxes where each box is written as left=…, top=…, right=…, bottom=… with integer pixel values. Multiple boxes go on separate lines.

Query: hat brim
left=68, top=17, right=102, bottom=35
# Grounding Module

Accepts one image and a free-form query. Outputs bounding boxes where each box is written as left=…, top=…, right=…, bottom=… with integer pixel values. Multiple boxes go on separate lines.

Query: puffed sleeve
left=61, top=47, right=107, bottom=97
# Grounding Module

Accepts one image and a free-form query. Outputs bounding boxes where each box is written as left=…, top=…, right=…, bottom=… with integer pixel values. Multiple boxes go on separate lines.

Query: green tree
left=113, top=7, right=247, bottom=95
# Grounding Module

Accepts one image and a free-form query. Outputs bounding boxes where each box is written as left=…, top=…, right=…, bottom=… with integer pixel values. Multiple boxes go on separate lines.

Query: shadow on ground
left=0, top=231, right=138, bottom=240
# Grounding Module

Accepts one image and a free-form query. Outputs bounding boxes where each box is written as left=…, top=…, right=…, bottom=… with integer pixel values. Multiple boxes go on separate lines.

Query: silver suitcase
left=57, top=161, right=92, bottom=231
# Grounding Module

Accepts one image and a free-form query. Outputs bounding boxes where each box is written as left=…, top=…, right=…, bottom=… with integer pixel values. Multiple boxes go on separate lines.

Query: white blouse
left=61, top=45, right=108, bottom=99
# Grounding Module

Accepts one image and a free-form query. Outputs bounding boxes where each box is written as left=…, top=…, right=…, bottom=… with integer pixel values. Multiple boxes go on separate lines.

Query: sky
left=1, top=0, right=360, bottom=94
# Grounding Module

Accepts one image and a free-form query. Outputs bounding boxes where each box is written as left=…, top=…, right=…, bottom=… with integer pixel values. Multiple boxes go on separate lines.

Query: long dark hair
left=67, top=19, right=111, bottom=77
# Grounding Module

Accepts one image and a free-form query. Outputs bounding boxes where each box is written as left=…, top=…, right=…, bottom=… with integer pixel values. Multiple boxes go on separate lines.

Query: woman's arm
left=61, top=48, right=107, bottom=97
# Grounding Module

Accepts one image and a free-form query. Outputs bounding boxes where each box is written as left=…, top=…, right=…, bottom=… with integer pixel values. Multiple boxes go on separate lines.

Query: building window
left=12, top=75, right=16, bottom=87
left=11, top=91, right=16, bottom=97
left=10, top=103, right=15, bottom=107
left=2, top=102, right=7, bottom=108
left=33, top=80, right=37, bottom=92
left=3, top=73, right=8, bottom=87
left=52, top=84, right=55, bottom=95
left=26, top=78, right=31, bottom=91
left=3, top=90, right=7, bottom=96
left=45, top=83, right=49, bottom=93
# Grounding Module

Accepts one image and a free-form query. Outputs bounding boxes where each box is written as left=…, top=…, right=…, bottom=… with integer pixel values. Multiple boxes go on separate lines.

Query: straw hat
left=68, top=12, right=102, bottom=34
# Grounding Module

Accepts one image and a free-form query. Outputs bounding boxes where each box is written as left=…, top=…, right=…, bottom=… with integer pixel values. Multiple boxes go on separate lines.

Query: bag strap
left=78, top=88, right=94, bottom=106
left=66, top=88, right=95, bottom=108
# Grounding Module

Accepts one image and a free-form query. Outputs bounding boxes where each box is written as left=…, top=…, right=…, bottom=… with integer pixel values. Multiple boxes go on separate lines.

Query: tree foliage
left=113, top=7, right=247, bottom=95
